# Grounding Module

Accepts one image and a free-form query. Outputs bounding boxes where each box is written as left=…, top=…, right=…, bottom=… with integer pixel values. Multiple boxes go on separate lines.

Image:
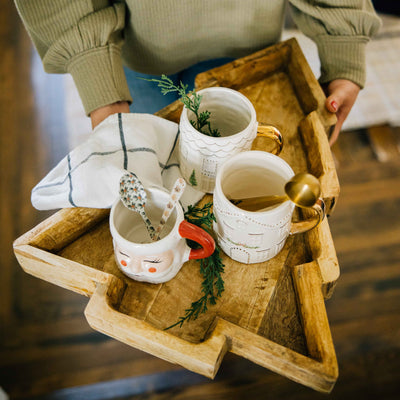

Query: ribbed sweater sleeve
left=289, top=0, right=381, bottom=88
left=14, top=0, right=132, bottom=115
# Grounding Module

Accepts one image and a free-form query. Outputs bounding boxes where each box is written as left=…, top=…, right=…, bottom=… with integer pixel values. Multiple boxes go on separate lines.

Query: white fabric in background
left=283, top=13, right=400, bottom=131
left=31, top=113, right=204, bottom=210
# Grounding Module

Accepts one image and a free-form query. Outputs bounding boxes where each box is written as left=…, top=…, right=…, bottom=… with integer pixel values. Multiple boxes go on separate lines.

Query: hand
left=324, top=79, right=361, bottom=146
left=90, top=101, right=130, bottom=129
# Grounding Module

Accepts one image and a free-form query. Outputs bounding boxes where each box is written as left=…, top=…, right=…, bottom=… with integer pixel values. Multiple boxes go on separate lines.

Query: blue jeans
left=124, top=58, right=233, bottom=114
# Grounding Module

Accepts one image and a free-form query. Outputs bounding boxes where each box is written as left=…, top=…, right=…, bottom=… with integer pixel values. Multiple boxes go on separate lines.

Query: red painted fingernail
left=330, top=101, right=338, bottom=111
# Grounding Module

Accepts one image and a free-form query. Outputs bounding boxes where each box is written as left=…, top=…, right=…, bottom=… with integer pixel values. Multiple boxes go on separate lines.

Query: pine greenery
left=143, top=74, right=221, bottom=137
left=189, top=169, right=197, bottom=186
left=165, top=202, right=225, bottom=329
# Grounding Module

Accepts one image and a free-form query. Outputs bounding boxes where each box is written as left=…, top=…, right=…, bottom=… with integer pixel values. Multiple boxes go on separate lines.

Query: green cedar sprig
left=142, top=75, right=221, bottom=137
left=165, top=202, right=225, bottom=330
left=184, top=202, right=215, bottom=230
left=189, top=170, right=197, bottom=187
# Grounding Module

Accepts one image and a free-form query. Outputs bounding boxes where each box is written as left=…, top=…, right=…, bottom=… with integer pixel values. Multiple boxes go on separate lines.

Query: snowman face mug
left=179, top=87, right=283, bottom=193
left=212, top=151, right=325, bottom=264
left=110, top=186, right=215, bottom=283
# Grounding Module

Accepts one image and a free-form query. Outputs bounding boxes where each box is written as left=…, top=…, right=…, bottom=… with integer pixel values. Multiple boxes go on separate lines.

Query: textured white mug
left=110, top=186, right=215, bottom=283
left=213, top=151, right=325, bottom=264
left=179, top=87, right=282, bottom=193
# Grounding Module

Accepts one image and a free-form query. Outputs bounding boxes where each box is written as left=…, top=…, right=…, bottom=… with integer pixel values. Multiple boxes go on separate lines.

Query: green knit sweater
left=15, top=0, right=381, bottom=116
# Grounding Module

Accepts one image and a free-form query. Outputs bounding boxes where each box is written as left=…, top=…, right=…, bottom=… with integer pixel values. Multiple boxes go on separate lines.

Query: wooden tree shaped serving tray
left=14, top=39, right=340, bottom=393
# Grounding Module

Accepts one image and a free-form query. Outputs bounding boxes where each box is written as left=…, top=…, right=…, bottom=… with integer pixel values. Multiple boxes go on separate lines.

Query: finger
left=325, top=92, right=345, bottom=114
left=325, top=95, right=342, bottom=145
left=328, top=106, right=349, bottom=146
left=329, top=121, right=341, bottom=146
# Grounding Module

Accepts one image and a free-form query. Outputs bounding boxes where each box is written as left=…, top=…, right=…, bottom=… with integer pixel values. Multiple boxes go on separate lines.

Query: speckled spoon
left=119, top=172, right=156, bottom=240
left=153, top=178, right=186, bottom=241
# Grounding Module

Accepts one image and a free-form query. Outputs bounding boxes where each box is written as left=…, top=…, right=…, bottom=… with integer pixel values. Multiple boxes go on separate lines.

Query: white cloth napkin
left=31, top=113, right=204, bottom=210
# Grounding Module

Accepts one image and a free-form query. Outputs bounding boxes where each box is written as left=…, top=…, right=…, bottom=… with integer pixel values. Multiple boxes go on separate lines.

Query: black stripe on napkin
left=67, top=154, right=77, bottom=207
left=162, top=128, right=180, bottom=174
left=118, top=113, right=128, bottom=169
left=162, top=163, right=180, bottom=170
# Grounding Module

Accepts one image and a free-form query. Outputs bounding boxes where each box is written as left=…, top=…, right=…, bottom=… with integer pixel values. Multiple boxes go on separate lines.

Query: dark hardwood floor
left=1, top=3, right=400, bottom=399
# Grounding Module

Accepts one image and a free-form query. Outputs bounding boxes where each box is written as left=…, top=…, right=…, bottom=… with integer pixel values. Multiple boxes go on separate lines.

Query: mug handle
left=178, top=220, right=216, bottom=260
left=290, top=198, right=326, bottom=235
left=252, top=124, right=283, bottom=155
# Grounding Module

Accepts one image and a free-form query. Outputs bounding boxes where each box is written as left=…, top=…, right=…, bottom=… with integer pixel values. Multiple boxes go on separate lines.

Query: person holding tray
left=14, top=0, right=381, bottom=145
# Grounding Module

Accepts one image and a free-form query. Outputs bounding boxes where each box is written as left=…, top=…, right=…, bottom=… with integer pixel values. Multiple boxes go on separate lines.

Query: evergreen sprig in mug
left=179, top=87, right=283, bottom=193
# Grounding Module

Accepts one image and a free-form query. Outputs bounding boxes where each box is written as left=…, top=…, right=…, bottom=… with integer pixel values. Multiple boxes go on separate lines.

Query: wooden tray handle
left=84, top=281, right=229, bottom=379
left=83, top=266, right=337, bottom=393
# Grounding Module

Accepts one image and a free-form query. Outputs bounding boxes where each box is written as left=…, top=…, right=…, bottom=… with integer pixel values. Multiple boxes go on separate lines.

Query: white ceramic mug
left=110, top=186, right=215, bottom=283
left=179, top=87, right=283, bottom=193
left=212, top=151, right=325, bottom=264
